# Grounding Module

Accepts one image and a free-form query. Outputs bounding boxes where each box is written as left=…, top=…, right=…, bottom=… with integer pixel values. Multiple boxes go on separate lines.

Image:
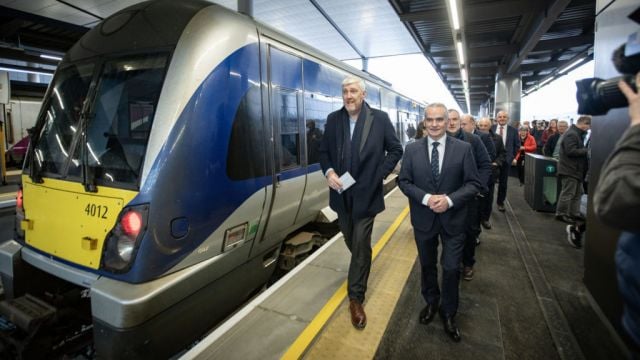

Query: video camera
left=576, top=7, right=640, bottom=115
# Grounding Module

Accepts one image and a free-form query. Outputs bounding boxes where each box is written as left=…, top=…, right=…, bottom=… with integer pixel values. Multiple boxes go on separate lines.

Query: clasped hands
left=428, top=194, right=449, bottom=213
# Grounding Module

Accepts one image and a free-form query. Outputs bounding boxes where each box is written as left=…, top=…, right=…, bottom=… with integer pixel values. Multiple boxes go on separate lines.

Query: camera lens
left=576, top=75, right=636, bottom=115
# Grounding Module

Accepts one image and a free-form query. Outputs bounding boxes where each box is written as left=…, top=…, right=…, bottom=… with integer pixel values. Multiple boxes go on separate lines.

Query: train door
left=259, top=46, right=307, bottom=246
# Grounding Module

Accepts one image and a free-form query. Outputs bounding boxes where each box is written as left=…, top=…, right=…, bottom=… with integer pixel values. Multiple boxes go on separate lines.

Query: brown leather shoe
left=349, top=299, right=367, bottom=329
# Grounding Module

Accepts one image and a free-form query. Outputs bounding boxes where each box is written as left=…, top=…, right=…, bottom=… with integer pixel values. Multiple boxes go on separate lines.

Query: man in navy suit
left=491, top=110, right=521, bottom=211
left=398, top=103, right=481, bottom=342
left=319, top=76, right=402, bottom=330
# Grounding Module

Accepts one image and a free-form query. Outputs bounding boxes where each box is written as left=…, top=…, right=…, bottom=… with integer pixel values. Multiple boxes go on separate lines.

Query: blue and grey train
left=0, top=1, right=424, bottom=358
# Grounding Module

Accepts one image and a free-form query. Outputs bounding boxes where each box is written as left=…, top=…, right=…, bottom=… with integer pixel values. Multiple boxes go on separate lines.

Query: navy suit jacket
left=492, top=124, right=521, bottom=164
left=398, top=136, right=481, bottom=236
left=319, top=102, right=402, bottom=219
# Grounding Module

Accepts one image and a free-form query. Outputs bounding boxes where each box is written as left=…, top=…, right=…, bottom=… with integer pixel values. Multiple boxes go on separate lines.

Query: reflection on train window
left=304, top=92, right=331, bottom=164
left=33, top=62, right=94, bottom=177
left=86, top=53, right=168, bottom=187
left=274, top=88, right=300, bottom=169
left=226, top=85, right=266, bottom=180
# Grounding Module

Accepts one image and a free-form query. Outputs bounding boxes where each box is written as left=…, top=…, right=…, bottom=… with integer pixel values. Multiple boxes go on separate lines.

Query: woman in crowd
left=514, top=126, right=537, bottom=185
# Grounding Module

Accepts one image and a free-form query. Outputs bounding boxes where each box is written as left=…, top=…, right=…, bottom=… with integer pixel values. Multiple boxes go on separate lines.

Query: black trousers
left=414, top=220, right=465, bottom=318
left=338, top=214, right=375, bottom=304
left=497, top=161, right=510, bottom=205
left=516, top=156, right=525, bottom=184
left=463, top=196, right=481, bottom=267
left=479, top=172, right=496, bottom=222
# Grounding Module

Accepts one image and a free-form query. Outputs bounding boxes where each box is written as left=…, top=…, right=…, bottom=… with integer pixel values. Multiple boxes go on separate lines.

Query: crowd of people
left=319, top=74, right=637, bottom=353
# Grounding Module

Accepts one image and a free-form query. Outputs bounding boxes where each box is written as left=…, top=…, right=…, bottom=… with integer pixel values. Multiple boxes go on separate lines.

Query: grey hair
left=463, top=113, right=475, bottom=122
left=425, top=102, right=449, bottom=119
left=342, top=76, right=366, bottom=92
left=518, top=126, right=529, bottom=132
left=558, top=120, right=569, bottom=126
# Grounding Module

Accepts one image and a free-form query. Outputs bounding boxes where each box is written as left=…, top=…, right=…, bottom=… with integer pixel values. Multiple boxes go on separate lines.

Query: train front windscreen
left=29, top=53, right=169, bottom=189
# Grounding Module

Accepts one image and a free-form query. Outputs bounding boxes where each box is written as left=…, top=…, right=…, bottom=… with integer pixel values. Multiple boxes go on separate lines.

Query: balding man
left=477, top=117, right=506, bottom=228
left=491, top=111, right=521, bottom=212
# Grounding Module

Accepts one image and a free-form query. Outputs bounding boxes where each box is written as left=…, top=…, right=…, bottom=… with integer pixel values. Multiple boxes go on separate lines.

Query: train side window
left=273, top=88, right=300, bottom=169
left=303, top=92, right=331, bottom=164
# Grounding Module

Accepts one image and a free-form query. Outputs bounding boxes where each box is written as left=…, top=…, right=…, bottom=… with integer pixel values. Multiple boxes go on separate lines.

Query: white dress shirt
left=422, top=135, right=454, bottom=208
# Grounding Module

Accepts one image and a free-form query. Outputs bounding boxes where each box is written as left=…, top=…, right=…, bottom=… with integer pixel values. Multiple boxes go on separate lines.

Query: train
left=0, top=1, right=424, bottom=358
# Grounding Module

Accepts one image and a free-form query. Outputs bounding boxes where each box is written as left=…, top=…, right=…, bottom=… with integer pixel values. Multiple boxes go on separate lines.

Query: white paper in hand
left=337, top=172, right=356, bottom=194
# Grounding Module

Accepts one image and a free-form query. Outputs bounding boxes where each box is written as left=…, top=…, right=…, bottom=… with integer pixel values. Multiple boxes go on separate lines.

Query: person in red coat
left=513, top=126, right=537, bottom=185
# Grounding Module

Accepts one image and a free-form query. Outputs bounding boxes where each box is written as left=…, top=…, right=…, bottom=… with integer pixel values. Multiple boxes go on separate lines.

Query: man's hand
left=619, top=71, right=640, bottom=127
left=429, top=194, right=450, bottom=213
left=326, top=170, right=343, bottom=192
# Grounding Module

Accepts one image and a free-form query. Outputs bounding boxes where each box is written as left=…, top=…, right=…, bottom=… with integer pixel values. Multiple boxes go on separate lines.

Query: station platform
left=182, top=178, right=630, bottom=360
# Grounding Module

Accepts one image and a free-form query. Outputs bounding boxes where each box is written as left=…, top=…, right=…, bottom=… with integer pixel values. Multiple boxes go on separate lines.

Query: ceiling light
left=449, top=0, right=460, bottom=30
left=40, top=54, right=63, bottom=61
left=460, top=68, right=468, bottom=83
left=560, top=58, right=584, bottom=73
left=456, top=41, right=465, bottom=66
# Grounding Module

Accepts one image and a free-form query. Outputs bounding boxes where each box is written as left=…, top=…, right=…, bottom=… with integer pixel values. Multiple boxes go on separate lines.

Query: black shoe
left=555, top=215, right=574, bottom=224
left=419, top=303, right=439, bottom=325
left=497, top=204, right=505, bottom=212
left=442, top=316, right=461, bottom=342
left=566, top=225, right=582, bottom=249
left=571, top=214, right=586, bottom=221
left=481, top=220, right=492, bottom=229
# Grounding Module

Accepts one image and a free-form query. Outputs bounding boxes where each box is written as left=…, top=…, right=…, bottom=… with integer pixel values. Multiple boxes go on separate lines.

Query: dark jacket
left=474, top=129, right=496, bottom=163
left=450, top=130, right=492, bottom=193
left=398, top=136, right=481, bottom=235
left=492, top=124, right=521, bottom=164
left=488, top=130, right=506, bottom=167
left=543, top=132, right=561, bottom=157
left=558, top=124, right=588, bottom=180
left=319, top=102, right=403, bottom=219
left=594, top=124, right=640, bottom=345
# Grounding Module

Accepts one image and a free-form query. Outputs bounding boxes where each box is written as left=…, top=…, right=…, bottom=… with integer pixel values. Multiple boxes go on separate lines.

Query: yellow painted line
left=281, top=206, right=410, bottom=360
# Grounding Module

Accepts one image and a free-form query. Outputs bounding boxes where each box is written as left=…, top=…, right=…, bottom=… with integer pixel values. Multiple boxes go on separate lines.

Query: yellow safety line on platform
left=281, top=206, right=410, bottom=360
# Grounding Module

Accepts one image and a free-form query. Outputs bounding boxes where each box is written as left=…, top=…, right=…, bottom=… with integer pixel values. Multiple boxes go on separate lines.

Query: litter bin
left=524, top=153, right=561, bottom=212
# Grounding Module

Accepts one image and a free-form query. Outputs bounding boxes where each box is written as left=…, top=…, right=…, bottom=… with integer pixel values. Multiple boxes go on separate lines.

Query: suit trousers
left=463, top=196, right=480, bottom=267
left=497, top=161, right=510, bottom=205
left=414, top=219, right=465, bottom=318
left=479, top=172, right=496, bottom=221
left=556, top=175, right=583, bottom=218
left=338, top=213, right=375, bottom=303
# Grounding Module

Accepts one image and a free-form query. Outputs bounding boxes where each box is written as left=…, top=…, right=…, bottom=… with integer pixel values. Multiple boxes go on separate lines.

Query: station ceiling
left=0, top=0, right=595, bottom=114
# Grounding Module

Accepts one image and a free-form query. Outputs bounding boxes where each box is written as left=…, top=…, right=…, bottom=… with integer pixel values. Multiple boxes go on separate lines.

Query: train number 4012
left=85, top=203, right=108, bottom=219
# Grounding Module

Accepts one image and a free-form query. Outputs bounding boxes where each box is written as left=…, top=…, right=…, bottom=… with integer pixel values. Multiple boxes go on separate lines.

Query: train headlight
left=102, top=205, right=149, bottom=272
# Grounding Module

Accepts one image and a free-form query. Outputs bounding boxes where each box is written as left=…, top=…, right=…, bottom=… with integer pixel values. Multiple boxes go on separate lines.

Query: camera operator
left=594, top=71, right=640, bottom=353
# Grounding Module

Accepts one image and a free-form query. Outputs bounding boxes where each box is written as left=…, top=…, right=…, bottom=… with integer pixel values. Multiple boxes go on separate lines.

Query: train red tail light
left=121, top=211, right=142, bottom=237
left=102, top=205, right=149, bottom=273
left=16, top=189, right=23, bottom=210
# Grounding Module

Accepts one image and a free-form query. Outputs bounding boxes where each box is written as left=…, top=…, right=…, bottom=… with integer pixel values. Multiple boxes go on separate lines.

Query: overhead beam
left=506, top=0, right=572, bottom=73
left=533, top=34, right=594, bottom=52
left=399, top=0, right=535, bottom=23
left=520, top=61, right=564, bottom=72
left=309, top=0, right=366, bottom=62
left=0, top=48, right=60, bottom=66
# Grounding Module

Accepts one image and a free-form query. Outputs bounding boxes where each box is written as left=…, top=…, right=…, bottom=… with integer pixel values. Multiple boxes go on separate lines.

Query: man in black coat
left=399, top=103, right=481, bottom=342
left=319, top=76, right=402, bottom=330
left=556, top=115, right=591, bottom=223
left=449, top=111, right=492, bottom=280
left=477, top=117, right=506, bottom=229
left=491, top=111, right=521, bottom=211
